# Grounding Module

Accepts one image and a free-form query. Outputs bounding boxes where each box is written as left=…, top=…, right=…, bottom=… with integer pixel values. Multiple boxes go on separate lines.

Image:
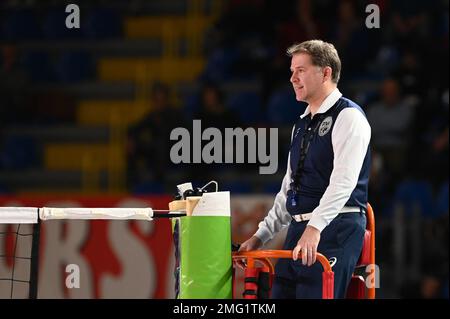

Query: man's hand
left=292, top=225, right=321, bottom=266
left=234, top=236, right=262, bottom=270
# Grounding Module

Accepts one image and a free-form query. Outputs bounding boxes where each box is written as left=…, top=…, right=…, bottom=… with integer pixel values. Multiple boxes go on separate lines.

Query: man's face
left=290, top=53, right=324, bottom=103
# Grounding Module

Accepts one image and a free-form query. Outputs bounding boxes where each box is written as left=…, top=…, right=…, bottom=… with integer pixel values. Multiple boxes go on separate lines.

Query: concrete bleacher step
left=77, top=100, right=151, bottom=126
left=113, top=0, right=217, bottom=15
left=44, top=143, right=125, bottom=171
left=30, top=79, right=260, bottom=100
left=0, top=169, right=84, bottom=191
left=17, top=39, right=162, bottom=57
left=98, top=57, right=205, bottom=82
left=124, top=16, right=213, bottom=38
left=2, top=125, right=110, bottom=143
left=0, top=169, right=116, bottom=193
left=123, top=0, right=190, bottom=15
left=30, top=82, right=137, bottom=100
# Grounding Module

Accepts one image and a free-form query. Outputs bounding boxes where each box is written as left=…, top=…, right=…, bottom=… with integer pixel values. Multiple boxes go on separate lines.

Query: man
left=238, top=40, right=371, bottom=298
left=127, top=82, right=185, bottom=186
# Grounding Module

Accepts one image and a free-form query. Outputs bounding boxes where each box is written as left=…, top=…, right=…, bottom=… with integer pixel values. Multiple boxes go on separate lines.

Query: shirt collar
left=300, top=88, right=342, bottom=119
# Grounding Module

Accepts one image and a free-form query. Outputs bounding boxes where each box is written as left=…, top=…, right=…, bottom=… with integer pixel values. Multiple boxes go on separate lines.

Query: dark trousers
left=271, top=212, right=366, bottom=299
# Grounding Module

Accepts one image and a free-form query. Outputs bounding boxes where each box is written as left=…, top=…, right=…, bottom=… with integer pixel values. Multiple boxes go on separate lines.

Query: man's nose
left=290, top=73, right=298, bottom=83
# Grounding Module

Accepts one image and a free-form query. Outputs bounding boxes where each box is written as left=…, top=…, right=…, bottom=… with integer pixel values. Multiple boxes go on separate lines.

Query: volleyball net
left=0, top=181, right=235, bottom=299
left=0, top=207, right=40, bottom=299
left=0, top=206, right=189, bottom=299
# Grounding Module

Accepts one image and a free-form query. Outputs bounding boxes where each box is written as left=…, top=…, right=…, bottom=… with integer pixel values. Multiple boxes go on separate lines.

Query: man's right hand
left=234, top=236, right=263, bottom=270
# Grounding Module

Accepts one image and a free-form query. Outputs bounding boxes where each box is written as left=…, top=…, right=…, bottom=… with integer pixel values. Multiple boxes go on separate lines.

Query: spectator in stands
left=212, top=0, right=271, bottom=48
left=0, top=44, right=29, bottom=125
left=367, top=78, right=415, bottom=179
left=390, top=0, right=432, bottom=46
left=195, top=83, right=240, bottom=129
left=191, top=83, right=243, bottom=181
left=275, top=0, right=321, bottom=57
left=410, top=88, right=449, bottom=185
left=401, top=213, right=449, bottom=298
left=127, top=82, right=185, bottom=187
left=391, top=49, right=425, bottom=100
left=329, top=0, right=370, bottom=77
left=263, top=0, right=322, bottom=101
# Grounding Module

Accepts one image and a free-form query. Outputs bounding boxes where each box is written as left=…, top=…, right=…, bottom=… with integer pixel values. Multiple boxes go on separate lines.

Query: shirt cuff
left=307, top=214, right=328, bottom=233
left=254, top=227, right=272, bottom=245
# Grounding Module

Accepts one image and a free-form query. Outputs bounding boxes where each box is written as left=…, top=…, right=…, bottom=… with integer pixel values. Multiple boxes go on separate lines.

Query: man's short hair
left=287, top=40, right=341, bottom=84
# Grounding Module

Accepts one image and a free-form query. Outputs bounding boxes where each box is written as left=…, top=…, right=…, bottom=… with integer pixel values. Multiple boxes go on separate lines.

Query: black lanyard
left=291, top=114, right=325, bottom=192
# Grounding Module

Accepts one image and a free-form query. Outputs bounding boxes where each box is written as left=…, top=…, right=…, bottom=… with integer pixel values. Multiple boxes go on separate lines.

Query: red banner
left=0, top=194, right=284, bottom=298
left=0, top=195, right=174, bottom=298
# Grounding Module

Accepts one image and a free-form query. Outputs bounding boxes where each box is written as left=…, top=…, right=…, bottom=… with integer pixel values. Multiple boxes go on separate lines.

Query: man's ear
left=323, top=66, right=332, bottom=82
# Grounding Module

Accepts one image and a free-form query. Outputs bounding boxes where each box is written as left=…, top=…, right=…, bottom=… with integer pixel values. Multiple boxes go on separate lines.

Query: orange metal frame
left=233, top=250, right=335, bottom=299
left=366, top=203, right=376, bottom=299
left=232, top=203, right=376, bottom=299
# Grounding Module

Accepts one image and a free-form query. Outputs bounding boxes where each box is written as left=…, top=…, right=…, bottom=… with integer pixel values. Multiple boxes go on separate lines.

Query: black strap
left=292, top=114, right=325, bottom=192
left=153, top=213, right=186, bottom=218
left=257, top=272, right=271, bottom=299
left=244, top=277, right=258, bottom=283
left=243, top=290, right=257, bottom=296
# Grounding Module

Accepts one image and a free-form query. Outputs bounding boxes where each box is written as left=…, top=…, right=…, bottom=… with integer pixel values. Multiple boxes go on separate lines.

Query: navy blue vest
left=286, top=97, right=371, bottom=215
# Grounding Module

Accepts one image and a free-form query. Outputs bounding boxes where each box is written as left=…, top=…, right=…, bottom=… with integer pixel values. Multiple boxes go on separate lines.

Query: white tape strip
left=39, top=207, right=153, bottom=220
left=0, top=207, right=39, bottom=224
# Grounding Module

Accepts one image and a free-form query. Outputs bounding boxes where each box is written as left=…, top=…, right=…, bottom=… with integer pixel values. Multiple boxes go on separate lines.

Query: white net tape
left=0, top=207, right=155, bottom=223
left=0, top=207, right=39, bottom=224
left=39, top=207, right=154, bottom=220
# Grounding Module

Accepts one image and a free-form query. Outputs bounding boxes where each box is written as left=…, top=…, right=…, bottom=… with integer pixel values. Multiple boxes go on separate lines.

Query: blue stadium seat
left=20, top=52, right=56, bottom=82
left=220, top=181, right=252, bottom=194
left=84, top=8, right=122, bottom=39
left=394, top=180, right=436, bottom=218
left=0, top=184, right=9, bottom=194
left=54, top=52, right=94, bottom=83
left=132, top=181, right=166, bottom=195
left=1, top=9, right=41, bottom=40
left=201, top=48, right=238, bottom=82
left=262, top=182, right=281, bottom=194
left=183, top=92, right=201, bottom=119
left=0, top=136, right=38, bottom=170
left=266, top=88, right=306, bottom=125
left=42, top=9, right=83, bottom=39
left=443, top=280, right=449, bottom=299
left=354, top=89, right=378, bottom=108
left=226, top=91, right=262, bottom=125
left=435, top=181, right=449, bottom=216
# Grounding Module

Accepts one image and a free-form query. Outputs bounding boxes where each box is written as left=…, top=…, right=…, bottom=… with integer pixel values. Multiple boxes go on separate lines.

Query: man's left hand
left=293, top=225, right=321, bottom=266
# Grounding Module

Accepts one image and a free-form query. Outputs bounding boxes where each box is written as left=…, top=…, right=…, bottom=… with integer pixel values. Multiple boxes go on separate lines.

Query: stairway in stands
left=0, top=0, right=221, bottom=194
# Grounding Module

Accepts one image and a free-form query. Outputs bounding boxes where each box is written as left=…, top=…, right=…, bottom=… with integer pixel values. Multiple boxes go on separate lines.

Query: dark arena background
left=0, top=0, right=448, bottom=301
